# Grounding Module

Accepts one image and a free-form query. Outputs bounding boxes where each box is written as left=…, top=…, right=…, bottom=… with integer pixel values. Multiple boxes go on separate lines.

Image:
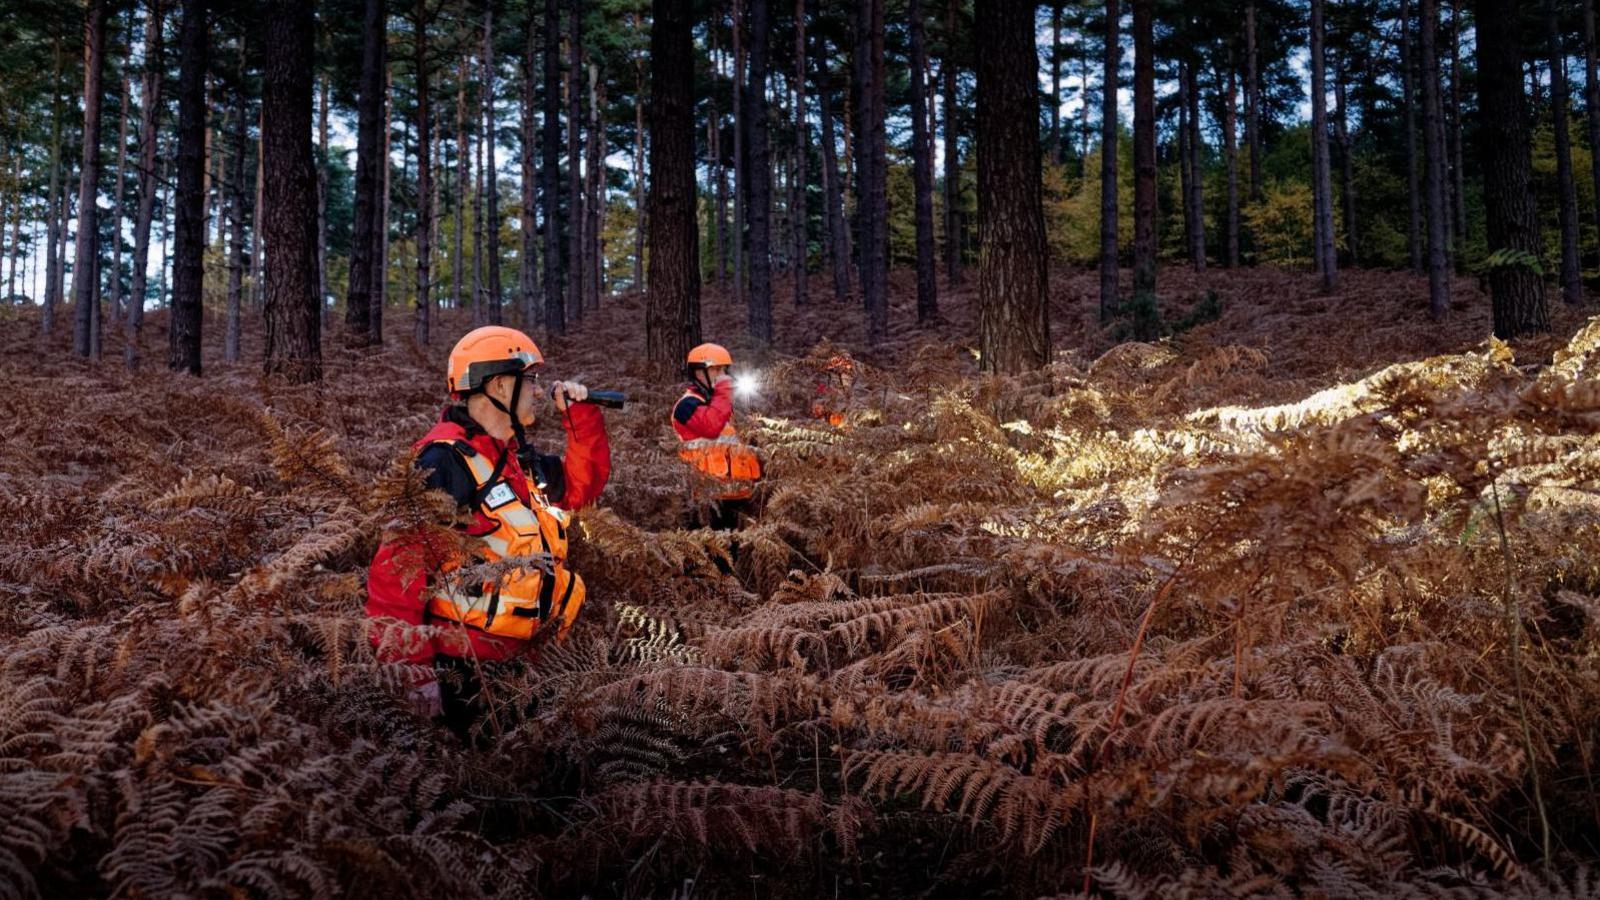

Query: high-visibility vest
left=673, top=390, right=763, bottom=501
left=423, top=440, right=585, bottom=641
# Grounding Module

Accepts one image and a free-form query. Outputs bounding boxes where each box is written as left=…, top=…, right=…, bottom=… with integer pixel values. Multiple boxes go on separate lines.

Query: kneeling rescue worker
left=366, top=325, right=611, bottom=739
left=671, top=342, right=763, bottom=529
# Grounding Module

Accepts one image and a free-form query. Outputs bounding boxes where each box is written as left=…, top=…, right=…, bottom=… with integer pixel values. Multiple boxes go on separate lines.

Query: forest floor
left=5, top=267, right=1600, bottom=898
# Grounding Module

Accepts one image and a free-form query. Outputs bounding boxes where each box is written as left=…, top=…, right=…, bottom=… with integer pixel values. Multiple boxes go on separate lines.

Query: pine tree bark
left=414, top=0, right=434, bottom=344
left=793, top=0, right=811, bottom=308
left=1184, top=58, right=1205, bottom=271
left=1310, top=0, right=1338, bottom=292
left=346, top=0, right=384, bottom=345
left=542, top=0, right=564, bottom=333
left=225, top=39, right=246, bottom=364
left=1585, top=0, right=1600, bottom=263
left=817, top=45, right=850, bottom=301
left=909, top=0, right=935, bottom=320
left=733, top=0, right=746, bottom=309
left=1475, top=0, right=1548, bottom=337
left=112, top=68, right=131, bottom=327
left=942, top=0, right=961, bottom=284
left=45, top=34, right=64, bottom=337
left=584, top=61, right=603, bottom=310
left=744, top=0, right=773, bottom=342
left=169, top=0, right=207, bottom=374
left=1131, top=0, right=1156, bottom=302
left=1245, top=1, right=1262, bottom=203
left=1449, top=0, right=1466, bottom=256
left=1427, top=0, right=1465, bottom=317
left=318, top=74, right=329, bottom=310
left=373, top=68, right=391, bottom=340
left=456, top=58, right=468, bottom=312
left=632, top=10, right=646, bottom=294
left=644, top=0, right=701, bottom=369
left=482, top=5, right=503, bottom=323
left=1422, top=0, right=1451, bottom=314
left=1224, top=54, right=1240, bottom=268
left=472, top=73, right=485, bottom=323
left=521, top=13, right=541, bottom=324
left=261, top=0, right=321, bottom=383
left=1334, top=59, right=1358, bottom=265
left=1401, top=0, right=1423, bottom=274
left=1050, top=3, right=1062, bottom=162
left=1547, top=0, right=1584, bottom=304
left=1099, top=0, right=1120, bottom=317
left=73, top=0, right=109, bottom=359
left=975, top=0, right=1049, bottom=373
left=854, top=0, right=887, bottom=344
left=566, top=0, right=584, bottom=322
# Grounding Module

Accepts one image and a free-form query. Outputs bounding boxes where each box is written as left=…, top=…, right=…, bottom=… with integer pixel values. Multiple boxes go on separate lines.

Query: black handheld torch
left=551, top=382, right=627, bottom=409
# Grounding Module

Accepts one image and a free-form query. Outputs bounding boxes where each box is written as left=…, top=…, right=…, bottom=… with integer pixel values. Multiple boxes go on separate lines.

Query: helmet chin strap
left=485, top=373, right=530, bottom=449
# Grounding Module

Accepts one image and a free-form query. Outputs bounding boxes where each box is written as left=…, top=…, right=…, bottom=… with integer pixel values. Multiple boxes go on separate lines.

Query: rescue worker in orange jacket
left=671, top=342, right=762, bottom=530
left=366, top=326, right=610, bottom=736
left=807, top=353, right=858, bottom=426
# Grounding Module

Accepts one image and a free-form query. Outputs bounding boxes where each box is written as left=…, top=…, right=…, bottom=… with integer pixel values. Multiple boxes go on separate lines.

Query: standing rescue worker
left=366, top=326, right=611, bottom=738
left=671, top=342, right=762, bottom=529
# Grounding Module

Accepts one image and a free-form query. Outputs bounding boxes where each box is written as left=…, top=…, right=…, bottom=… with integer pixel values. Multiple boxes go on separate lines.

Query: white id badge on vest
left=483, top=482, right=517, bottom=510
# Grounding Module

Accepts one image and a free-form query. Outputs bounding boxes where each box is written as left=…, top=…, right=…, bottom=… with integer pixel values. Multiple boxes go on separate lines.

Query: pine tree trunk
left=542, top=0, right=564, bottom=334
left=261, top=0, right=321, bottom=381
left=566, top=0, right=584, bottom=322
left=373, top=69, right=390, bottom=341
left=414, top=0, right=434, bottom=344
left=346, top=0, right=384, bottom=345
left=1401, top=0, right=1423, bottom=274
left=170, top=0, right=206, bottom=374
left=712, top=110, right=727, bottom=287
left=479, top=6, right=500, bottom=323
left=744, top=0, right=773, bottom=342
left=1547, top=0, right=1584, bottom=303
left=644, top=0, right=701, bottom=369
left=1310, top=0, right=1338, bottom=292
left=818, top=49, right=850, bottom=302
left=1050, top=3, right=1062, bottom=162
left=585, top=61, right=603, bottom=310
left=1185, top=58, right=1205, bottom=272
left=943, top=0, right=961, bottom=284
left=1245, top=1, right=1262, bottom=203
left=1476, top=0, right=1548, bottom=336
left=472, top=73, right=485, bottom=323
left=632, top=11, right=646, bottom=294
left=975, top=0, right=1049, bottom=373
left=1099, top=0, right=1120, bottom=317
left=45, top=34, right=64, bottom=337
left=521, top=14, right=541, bottom=325
left=1131, top=0, right=1156, bottom=302
left=909, top=0, right=935, bottom=320
left=1421, top=0, right=1452, bottom=314
left=1449, top=0, right=1466, bottom=256
left=112, top=69, right=131, bottom=327
left=1224, top=54, right=1240, bottom=268
left=318, top=74, right=329, bottom=311
left=1585, top=0, right=1600, bottom=264
left=1334, top=60, right=1358, bottom=266
left=225, top=39, right=246, bottom=363
left=733, top=0, right=746, bottom=310
left=793, top=0, right=811, bottom=308
left=854, top=0, right=887, bottom=344
left=74, top=0, right=108, bottom=359
left=455, top=58, right=468, bottom=312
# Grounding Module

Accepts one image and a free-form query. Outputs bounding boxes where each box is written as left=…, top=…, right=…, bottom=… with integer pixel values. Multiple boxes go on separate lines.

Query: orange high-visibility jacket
left=366, top=405, right=608, bottom=665
left=671, top=379, right=762, bottom=501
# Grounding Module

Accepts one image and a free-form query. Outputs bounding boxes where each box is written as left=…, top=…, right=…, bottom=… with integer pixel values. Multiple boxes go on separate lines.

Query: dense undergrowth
left=5, top=268, right=1600, bottom=898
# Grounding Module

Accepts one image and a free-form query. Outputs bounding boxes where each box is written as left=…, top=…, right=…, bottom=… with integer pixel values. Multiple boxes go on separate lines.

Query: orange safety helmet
left=447, top=326, right=543, bottom=396
left=685, top=342, right=734, bottom=369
